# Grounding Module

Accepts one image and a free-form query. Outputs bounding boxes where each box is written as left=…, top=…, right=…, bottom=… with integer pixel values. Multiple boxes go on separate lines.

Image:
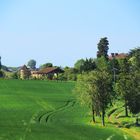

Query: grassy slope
left=0, top=79, right=135, bottom=140
left=107, top=101, right=140, bottom=140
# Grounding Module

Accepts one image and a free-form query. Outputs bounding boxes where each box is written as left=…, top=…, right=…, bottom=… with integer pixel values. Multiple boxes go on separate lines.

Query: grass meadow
left=0, top=79, right=136, bottom=140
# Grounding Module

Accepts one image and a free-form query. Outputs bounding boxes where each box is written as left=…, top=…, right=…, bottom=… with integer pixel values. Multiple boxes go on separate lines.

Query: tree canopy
left=27, top=59, right=36, bottom=70
left=39, top=63, right=53, bottom=69
left=75, top=69, right=113, bottom=126
left=74, top=58, right=96, bottom=73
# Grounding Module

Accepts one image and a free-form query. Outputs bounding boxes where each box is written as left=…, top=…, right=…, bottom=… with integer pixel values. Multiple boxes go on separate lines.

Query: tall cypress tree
left=97, top=37, right=109, bottom=60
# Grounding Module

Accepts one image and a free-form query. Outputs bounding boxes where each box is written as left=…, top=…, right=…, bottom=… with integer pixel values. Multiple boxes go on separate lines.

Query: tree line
left=74, top=37, right=140, bottom=126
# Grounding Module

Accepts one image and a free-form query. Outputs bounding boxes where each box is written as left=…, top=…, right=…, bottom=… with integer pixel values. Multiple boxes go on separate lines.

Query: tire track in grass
left=41, top=100, right=75, bottom=124
left=21, top=111, right=39, bottom=140
left=38, top=100, right=76, bottom=125
left=19, top=99, right=76, bottom=140
left=38, top=111, right=53, bottom=122
left=20, top=97, right=51, bottom=140
left=45, top=100, right=76, bottom=124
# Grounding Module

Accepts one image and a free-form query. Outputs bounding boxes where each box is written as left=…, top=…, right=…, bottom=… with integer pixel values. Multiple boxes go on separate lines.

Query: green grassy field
left=0, top=79, right=136, bottom=140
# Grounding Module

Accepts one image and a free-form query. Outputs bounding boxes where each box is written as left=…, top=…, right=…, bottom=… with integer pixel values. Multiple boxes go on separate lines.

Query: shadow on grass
left=108, top=120, right=140, bottom=129
left=116, top=115, right=131, bottom=119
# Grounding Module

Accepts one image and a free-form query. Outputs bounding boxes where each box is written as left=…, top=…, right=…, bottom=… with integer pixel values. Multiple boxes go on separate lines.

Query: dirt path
left=108, top=108, right=140, bottom=140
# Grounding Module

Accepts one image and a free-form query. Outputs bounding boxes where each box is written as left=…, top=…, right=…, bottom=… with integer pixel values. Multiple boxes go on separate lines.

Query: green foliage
left=114, top=70, right=140, bottom=118
left=109, top=58, right=120, bottom=74
left=129, top=47, right=140, bottom=70
left=7, top=66, right=19, bottom=72
left=114, top=74, right=130, bottom=117
left=118, top=58, right=130, bottom=74
left=96, top=56, right=110, bottom=72
left=74, top=58, right=96, bottom=73
left=27, top=59, right=36, bottom=70
left=57, top=73, right=67, bottom=81
left=114, top=70, right=140, bottom=125
left=75, top=70, right=113, bottom=126
left=0, top=70, right=4, bottom=78
left=74, top=59, right=85, bottom=73
left=39, top=63, right=53, bottom=69
left=1, top=65, right=9, bottom=71
left=74, top=73, right=92, bottom=105
left=97, top=37, right=109, bottom=59
left=127, top=72, right=140, bottom=114
left=114, top=74, right=132, bottom=101
left=63, top=67, right=78, bottom=81
left=10, top=72, right=19, bottom=79
left=82, top=58, right=96, bottom=72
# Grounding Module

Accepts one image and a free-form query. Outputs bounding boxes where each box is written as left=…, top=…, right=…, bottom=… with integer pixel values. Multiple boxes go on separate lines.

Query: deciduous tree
left=27, top=59, right=36, bottom=70
left=39, top=63, right=53, bottom=69
left=75, top=70, right=112, bottom=126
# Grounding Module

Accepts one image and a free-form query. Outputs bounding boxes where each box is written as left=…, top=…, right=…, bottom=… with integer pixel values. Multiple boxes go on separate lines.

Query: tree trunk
left=92, top=105, right=96, bottom=123
left=102, top=110, right=105, bottom=126
left=125, top=101, right=128, bottom=117
left=136, top=116, right=139, bottom=126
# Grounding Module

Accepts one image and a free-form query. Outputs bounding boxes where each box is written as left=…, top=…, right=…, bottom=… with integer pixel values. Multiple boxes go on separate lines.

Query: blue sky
left=0, top=0, right=140, bottom=67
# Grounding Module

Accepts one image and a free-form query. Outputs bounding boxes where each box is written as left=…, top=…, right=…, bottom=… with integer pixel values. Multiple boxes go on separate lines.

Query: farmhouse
left=109, top=53, right=128, bottom=60
left=31, top=67, right=64, bottom=79
left=20, top=65, right=31, bottom=79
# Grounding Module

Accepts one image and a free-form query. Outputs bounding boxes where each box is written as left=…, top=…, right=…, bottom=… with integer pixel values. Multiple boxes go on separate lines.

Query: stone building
left=20, top=65, right=31, bottom=79
left=31, top=67, right=64, bottom=80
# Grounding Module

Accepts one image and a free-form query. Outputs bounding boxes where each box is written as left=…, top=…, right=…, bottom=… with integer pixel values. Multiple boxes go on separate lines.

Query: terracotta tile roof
left=36, top=67, right=64, bottom=74
left=109, top=53, right=128, bottom=60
